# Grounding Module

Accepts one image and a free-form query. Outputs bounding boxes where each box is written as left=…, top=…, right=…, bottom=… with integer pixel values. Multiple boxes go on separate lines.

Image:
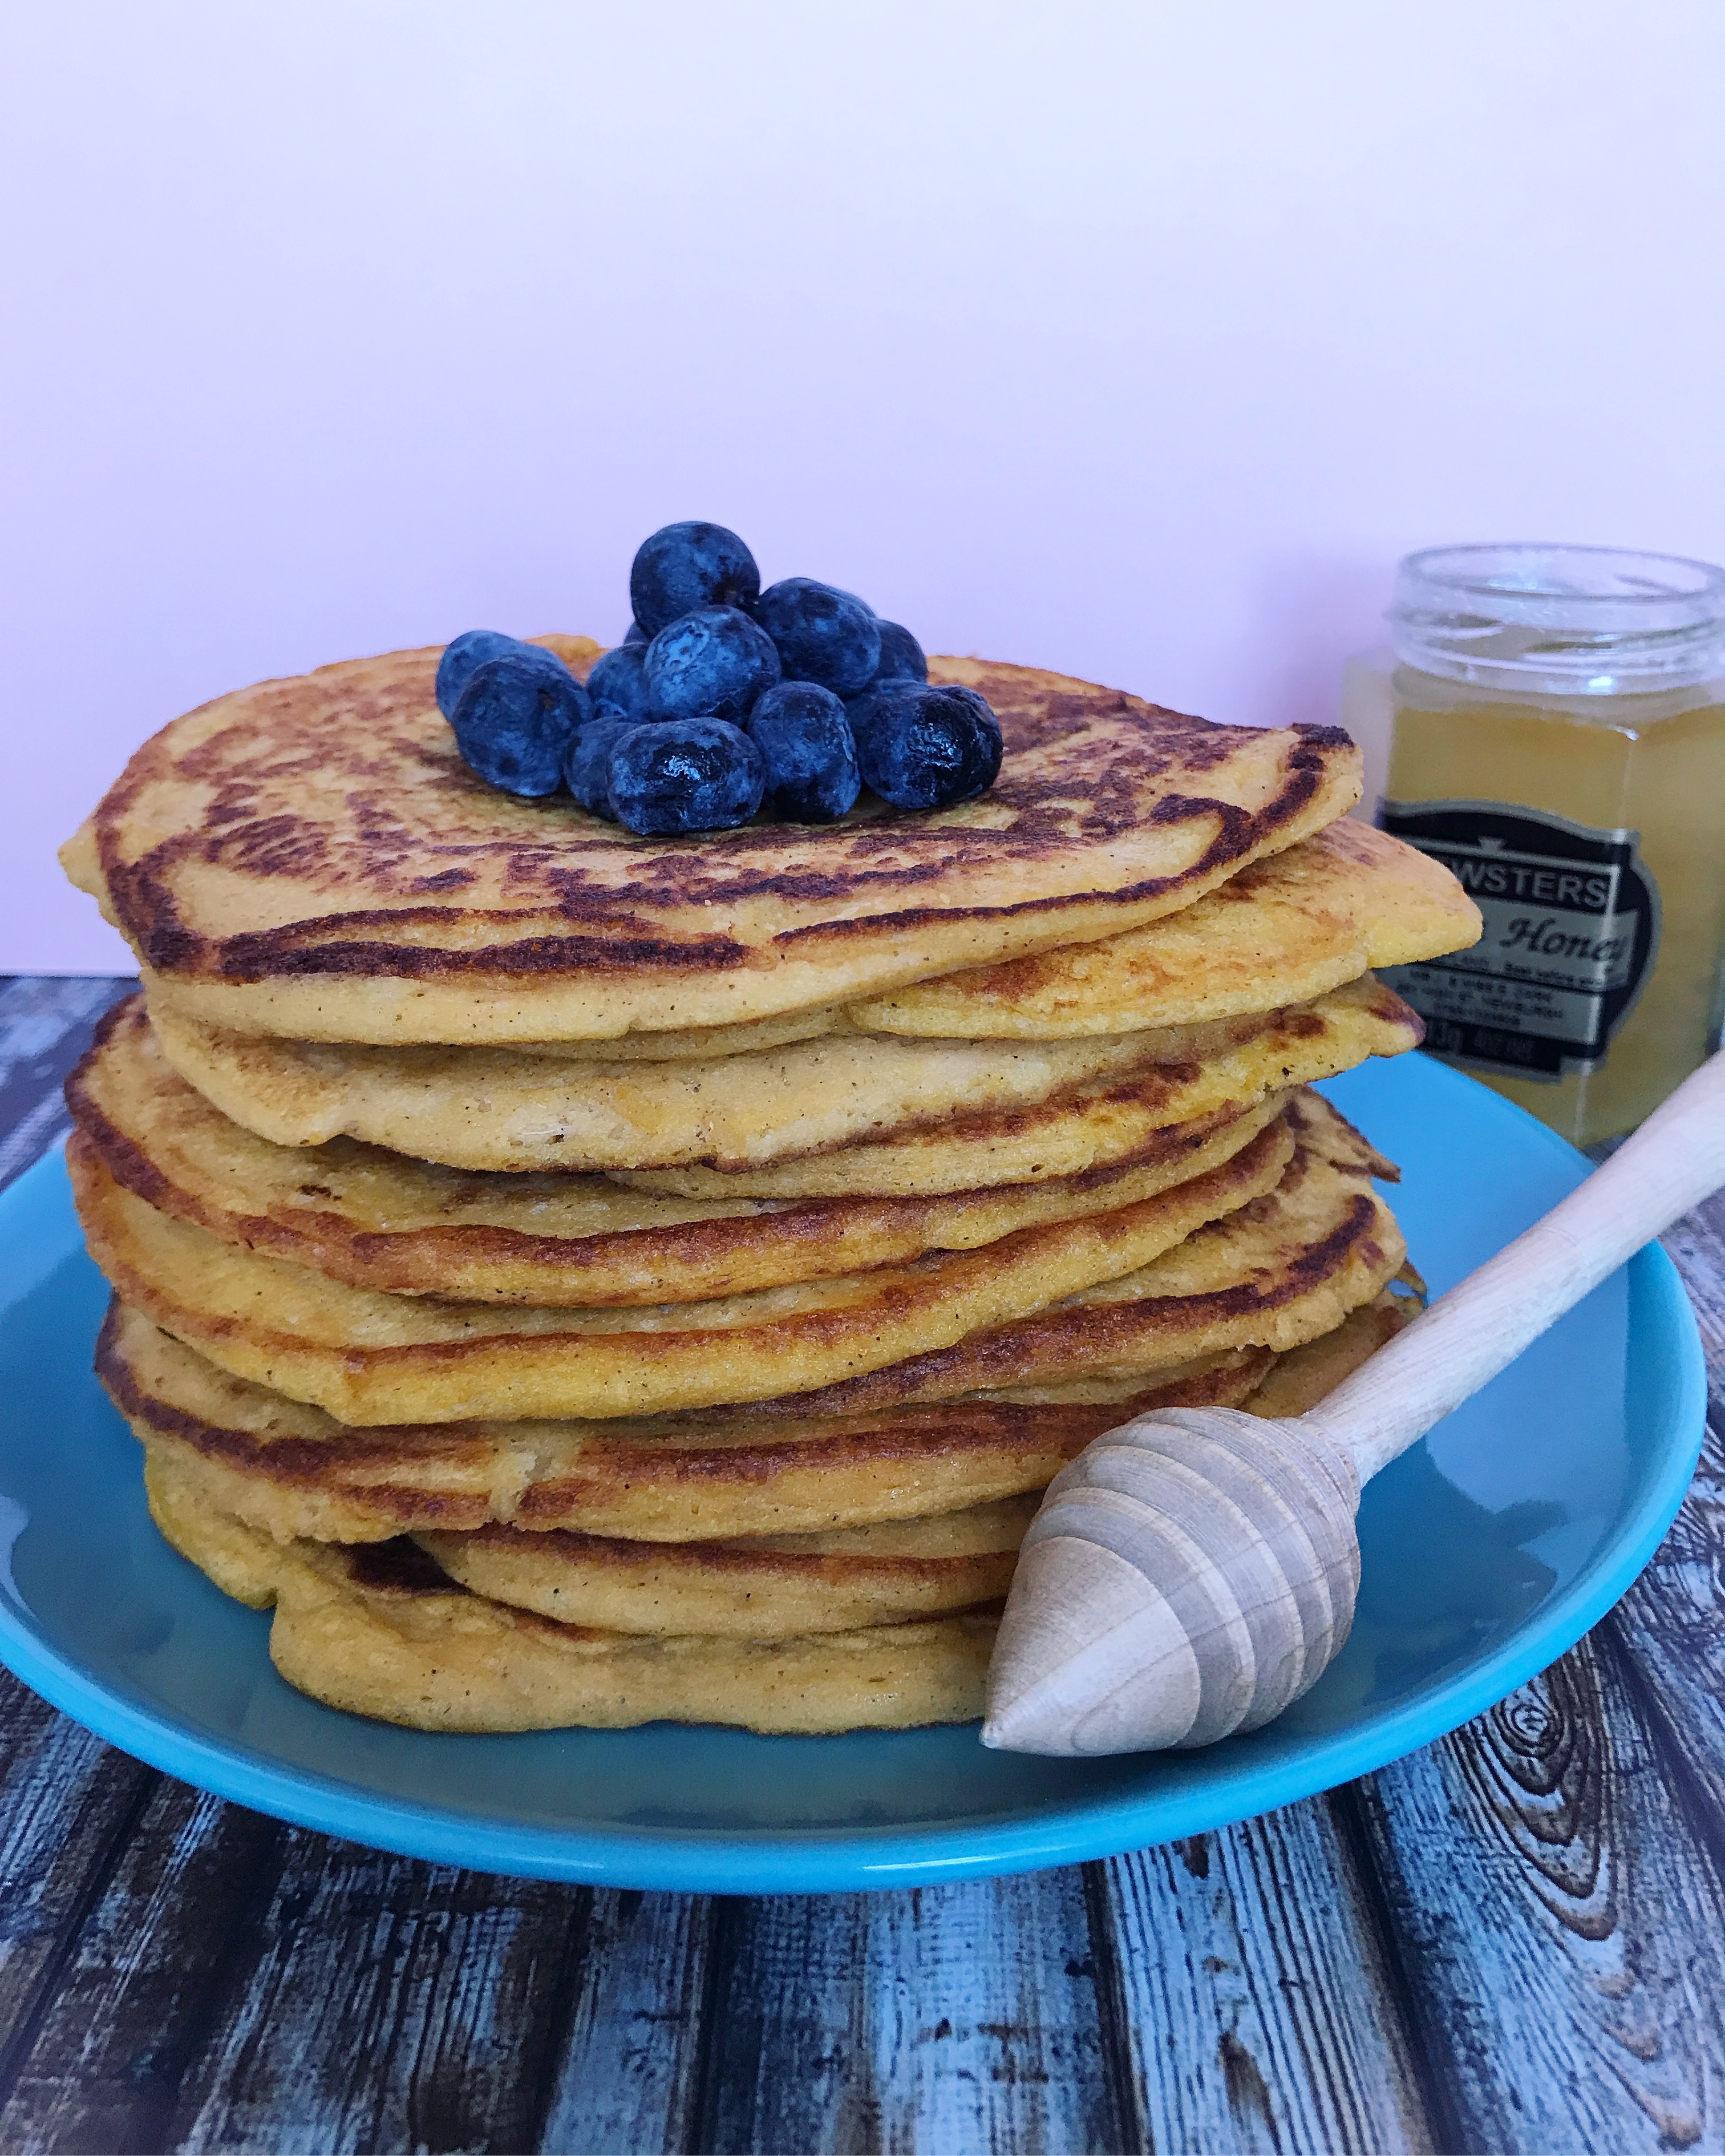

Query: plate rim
left=0, top=1061, right=1706, bottom=1892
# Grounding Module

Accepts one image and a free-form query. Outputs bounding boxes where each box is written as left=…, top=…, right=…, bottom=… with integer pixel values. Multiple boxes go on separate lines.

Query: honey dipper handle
left=1308, top=1045, right=1725, bottom=1482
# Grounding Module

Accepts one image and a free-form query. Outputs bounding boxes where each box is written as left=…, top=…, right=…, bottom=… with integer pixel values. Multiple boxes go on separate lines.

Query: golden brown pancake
left=70, top=996, right=1283, bottom=1304
left=80, top=1087, right=1394, bottom=1436
left=102, top=1283, right=1415, bottom=1559
left=377, top=1001, right=845, bottom=1061
left=130, top=1285, right=1419, bottom=1730
left=416, top=1497, right=1035, bottom=1639
left=70, top=1109, right=1293, bottom=1424
left=60, top=646, right=1360, bottom=1044
left=148, top=973, right=1420, bottom=1184
left=144, top=1444, right=997, bottom=1733
left=98, top=1300, right=1277, bottom=1544
left=755, top=1091, right=1405, bottom=1413
left=128, top=816, right=1475, bottom=1063
left=615, top=976, right=1422, bottom=1198
left=144, top=988, right=1317, bottom=1175
left=408, top=1293, right=1425, bottom=1639
left=849, top=819, right=1481, bottom=1038
left=1240, top=1279, right=1423, bottom=1418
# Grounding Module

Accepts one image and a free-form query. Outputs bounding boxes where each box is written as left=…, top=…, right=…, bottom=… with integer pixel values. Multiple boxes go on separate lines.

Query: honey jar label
left=1378, top=799, right=1662, bottom=1082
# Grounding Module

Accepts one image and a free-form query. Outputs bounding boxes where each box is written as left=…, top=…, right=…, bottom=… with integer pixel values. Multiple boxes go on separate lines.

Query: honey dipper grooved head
left=979, top=1406, right=1362, bottom=1757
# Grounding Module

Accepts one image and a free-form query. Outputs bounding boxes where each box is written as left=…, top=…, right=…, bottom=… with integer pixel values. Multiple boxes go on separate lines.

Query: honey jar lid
left=1391, top=543, right=1725, bottom=694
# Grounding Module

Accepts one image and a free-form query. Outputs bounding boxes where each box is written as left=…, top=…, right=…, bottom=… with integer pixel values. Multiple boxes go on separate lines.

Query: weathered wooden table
left=1, top=974, right=1722, bottom=2155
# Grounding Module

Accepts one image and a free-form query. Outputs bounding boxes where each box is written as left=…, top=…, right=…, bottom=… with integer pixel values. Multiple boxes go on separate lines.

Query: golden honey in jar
left=1344, top=543, right=1725, bottom=1146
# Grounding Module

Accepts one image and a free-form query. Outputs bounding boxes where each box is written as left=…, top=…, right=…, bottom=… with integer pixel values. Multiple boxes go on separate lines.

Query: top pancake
left=132, top=815, right=1470, bottom=1063
left=848, top=818, right=1480, bottom=1038
left=60, top=642, right=1361, bottom=1043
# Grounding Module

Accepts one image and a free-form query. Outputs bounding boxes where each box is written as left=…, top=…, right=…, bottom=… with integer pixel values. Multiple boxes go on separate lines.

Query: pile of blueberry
left=435, top=522, right=1002, bottom=836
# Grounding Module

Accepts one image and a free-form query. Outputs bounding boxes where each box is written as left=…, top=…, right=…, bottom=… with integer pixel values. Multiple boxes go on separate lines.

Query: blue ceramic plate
left=0, top=1054, right=1703, bottom=1891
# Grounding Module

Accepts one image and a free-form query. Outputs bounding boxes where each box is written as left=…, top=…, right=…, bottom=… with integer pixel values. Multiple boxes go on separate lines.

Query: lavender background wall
left=5, top=2, right=1723, bottom=972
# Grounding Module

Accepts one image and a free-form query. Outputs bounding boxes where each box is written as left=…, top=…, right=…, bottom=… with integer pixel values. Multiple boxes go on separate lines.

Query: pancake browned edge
left=745, top=1091, right=1406, bottom=1415
left=851, top=818, right=1482, bottom=1039
left=410, top=1283, right=1421, bottom=1637
left=144, top=1445, right=999, bottom=1734
left=608, top=976, right=1422, bottom=1199
left=67, top=1111, right=1299, bottom=1425
left=131, top=1285, right=1419, bottom=1731
left=148, top=975, right=1422, bottom=1187
left=407, top=1286, right=1420, bottom=1641
left=144, top=990, right=1330, bottom=1176
left=70, top=994, right=1285, bottom=1305
left=412, top=1495, right=1039, bottom=1639
left=61, top=649, right=1362, bottom=1043
left=97, top=1299, right=1278, bottom=1542
left=97, top=1272, right=1419, bottom=1552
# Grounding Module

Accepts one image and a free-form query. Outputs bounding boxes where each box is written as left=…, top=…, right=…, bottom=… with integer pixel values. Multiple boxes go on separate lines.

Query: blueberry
left=586, top=641, right=651, bottom=718
left=451, top=652, right=592, bottom=798
left=849, top=681, right=1003, bottom=811
left=644, top=605, right=781, bottom=723
left=608, top=718, right=765, bottom=835
left=745, top=682, right=861, bottom=824
left=623, top=619, right=649, bottom=646
left=564, top=716, right=643, bottom=819
left=754, top=579, right=881, bottom=696
left=630, top=523, right=760, bottom=636
left=870, top=620, right=928, bottom=685
left=436, top=629, right=531, bottom=719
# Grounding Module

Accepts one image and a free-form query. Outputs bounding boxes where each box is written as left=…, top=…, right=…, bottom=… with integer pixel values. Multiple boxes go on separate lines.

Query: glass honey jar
left=1343, top=543, right=1725, bottom=1146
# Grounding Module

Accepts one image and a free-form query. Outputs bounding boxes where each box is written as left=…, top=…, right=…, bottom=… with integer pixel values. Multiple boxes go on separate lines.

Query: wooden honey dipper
left=981, top=1046, right=1725, bottom=1757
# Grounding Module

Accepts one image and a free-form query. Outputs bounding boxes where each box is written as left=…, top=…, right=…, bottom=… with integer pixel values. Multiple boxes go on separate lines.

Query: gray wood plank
left=163, top=1837, right=592, bottom=2154
left=0, top=976, right=133, bottom=1192
left=0, top=1777, right=281, bottom=2156
left=689, top=1871, right=1121, bottom=2155
left=1658, top=1188, right=1725, bottom=1367
left=1594, top=1188, right=1725, bottom=1887
left=1342, top=1624, right=1725, bottom=2152
left=0, top=1758, right=718, bottom=2156
left=1095, top=1803, right=1434, bottom=2155
left=1610, top=1437, right=1725, bottom=1841
left=536, top=1890, right=715, bottom=2155
left=0, top=1675, right=157, bottom=2113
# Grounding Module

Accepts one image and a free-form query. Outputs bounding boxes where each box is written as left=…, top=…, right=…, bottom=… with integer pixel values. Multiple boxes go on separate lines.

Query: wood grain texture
left=0, top=976, right=133, bottom=1194
left=160, top=1839, right=590, bottom=2154
left=0, top=1778, right=281, bottom=2156
left=1093, top=1805, right=1434, bottom=2155
left=1342, top=1625, right=1725, bottom=2152
left=687, top=1873, right=1121, bottom=2154
left=537, top=1891, right=715, bottom=2155
left=0, top=1679, right=158, bottom=2115
left=1658, top=1187, right=1725, bottom=1368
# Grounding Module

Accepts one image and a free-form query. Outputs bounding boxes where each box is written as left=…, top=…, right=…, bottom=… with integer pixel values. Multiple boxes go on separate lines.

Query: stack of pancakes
left=60, top=644, right=1479, bottom=1736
